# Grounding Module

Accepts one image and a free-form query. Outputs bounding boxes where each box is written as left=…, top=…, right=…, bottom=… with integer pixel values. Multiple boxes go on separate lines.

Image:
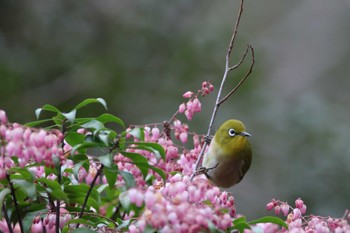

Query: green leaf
left=96, top=113, right=125, bottom=128
left=248, top=216, right=288, bottom=229
left=208, top=221, right=217, bottom=233
left=133, top=142, right=166, bottom=161
left=121, top=151, right=149, bottom=178
left=25, top=118, right=53, bottom=127
left=119, top=191, right=131, bottom=211
left=96, top=129, right=116, bottom=146
left=104, top=167, right=118, bottom=189
left=71, top=142, right=100, bottom=155
left=65, top=132, right=85, bottom=147
left=233, top=216, right=247, bottom=225
left=22, top=209, right=48, bottom=233
left=69, top=197, right=100, bottom=212
left=72, top=162, right=85, bottom=180
left=35, top=104, right=61, bottom=119
left=10, top=167, right=35, bottom=182
left=81, top=119, right=104, bottom=131
left=62, top=217, right=101, bottom=232
left=0, top=188, right=11, bottom=218
left=148, top=165, right=166, bottom=184
left=36, top=178, right=68, bottom=202
left=65, top=184, right=100, bottom=205
left=98, top=154, right=113, bottom=168
left=118, top=170, right=136, bottom=189
left=233, top=222, right=251, bottom=233
left=128, top=127, right=144, bottom=141
left=121, top=151, right=148, bottom=164
left=62, top=109, right=77, bottom=123
left=116, top=219, right=130, bottom=230
left=74, top=98, right=107, bottom=110
left=232, top=217, right=251, bottom=233
left=13, top=180, right=36, bottom=198
left=69, top=227, right=97, bottom=233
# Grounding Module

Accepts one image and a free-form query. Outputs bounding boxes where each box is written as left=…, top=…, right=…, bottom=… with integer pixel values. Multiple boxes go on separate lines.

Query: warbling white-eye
left=202, top=119, right=252, bottom=188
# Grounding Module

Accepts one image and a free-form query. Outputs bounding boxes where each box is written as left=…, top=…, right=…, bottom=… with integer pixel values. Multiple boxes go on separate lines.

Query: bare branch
left=226, top=0, right=245, bottom=68
left=191, top=0, right=254, bottom=179
left=218, top=45, right=255, bottom=105
left=228, top=44, right=250, bottom=71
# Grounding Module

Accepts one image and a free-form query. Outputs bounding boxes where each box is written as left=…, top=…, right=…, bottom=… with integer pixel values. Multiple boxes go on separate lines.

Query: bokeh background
left=1, top=0, right=349, bottom=219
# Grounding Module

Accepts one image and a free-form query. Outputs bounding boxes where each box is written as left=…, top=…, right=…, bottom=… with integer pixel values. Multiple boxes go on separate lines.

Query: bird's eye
left=228, top=128, right=236, bottom=137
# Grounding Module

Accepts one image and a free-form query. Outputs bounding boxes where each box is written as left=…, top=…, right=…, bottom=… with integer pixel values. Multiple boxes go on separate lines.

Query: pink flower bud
left=179, top=103, right=186, bottom=113
left=184, top=110, right=193, bottom=121
left=77, top=128, right=86, bottom=134
left=209, top=84, right=214, bottom=92
left=186, top=100, right=193, bottom=110
left=300, top=204, right=307, bottom=214
left=274, top=205, right=281, bottom=215
left=202, top=81, right=208, bottom=88
left=144, top=191, right=156, bottom=209
left=293, top=208, right=302, bottom=220
left=266, top=202, right=274, bottom=211
left=192, top=98, right=201, bottom=113
left=31, top=217, right=43, bottom=233
left=0, top=110, right=7, bottom=124
left=129, top=189, right=144, bottom=207
left=179, top=132, right=188, bottom=144
left=129, top=224, right=140, bottom=233
left=281, top=203, right=290, bottom=216
left=295, top=198, right=304, bottom=209
left=201, top=88, right=209, bottom=96
left=151, top=127, right=160, bottom=140
left=183, top=91, right=194, bottom=98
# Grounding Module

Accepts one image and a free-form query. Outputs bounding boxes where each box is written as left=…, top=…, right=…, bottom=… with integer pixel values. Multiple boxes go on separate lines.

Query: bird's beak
left=239, top=131, right=251, bottom=137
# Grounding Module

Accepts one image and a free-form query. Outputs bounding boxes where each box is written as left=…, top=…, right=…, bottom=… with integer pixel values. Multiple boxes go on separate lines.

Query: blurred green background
left=1, top=0, right=349, bottom=219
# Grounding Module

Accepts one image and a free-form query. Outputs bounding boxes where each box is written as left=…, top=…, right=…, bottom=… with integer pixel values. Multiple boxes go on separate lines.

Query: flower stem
left=6, top=173, right=24, bottom=233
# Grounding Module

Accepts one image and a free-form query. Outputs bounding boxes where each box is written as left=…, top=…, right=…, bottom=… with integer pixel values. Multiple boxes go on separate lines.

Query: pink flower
left=300, top=204, right=307, bottom=214
left=281, top=203, right=290, bottom=216
left=192, top=98, right=201, bottom=112
left=266, top=202, right=274, bottom=211
left=31, top=216, right=43, bottom=233
left=151, top=127, right=160, bottom=141
left=184, top=110, right=193, bottom=121
left=178, top=103, right=186, bottom=113
left=293, top=208, right=302, bottom=220
left=129, top=189, right=144, bottom=207
left=179, top=132, right=188, bottom=144
left=274, top=205, right=281, bottom=215
left=295, top=198, right=304, bottom=209
left=0, top=110, right=8, bottom=124
left=182, top=91, right=194, bottom=98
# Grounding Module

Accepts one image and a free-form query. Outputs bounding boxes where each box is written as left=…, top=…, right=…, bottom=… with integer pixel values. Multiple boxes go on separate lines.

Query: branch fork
left=191, top=0, right=255, bottom=180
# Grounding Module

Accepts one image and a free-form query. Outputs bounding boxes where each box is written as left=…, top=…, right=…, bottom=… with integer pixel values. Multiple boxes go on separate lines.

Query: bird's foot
left=204, top=135, right=213, bottom=144
left=195, top=163, right=219, bottom=176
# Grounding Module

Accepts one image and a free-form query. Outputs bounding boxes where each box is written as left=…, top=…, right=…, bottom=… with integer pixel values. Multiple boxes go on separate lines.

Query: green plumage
left=202, top=119, right=252, bottom=188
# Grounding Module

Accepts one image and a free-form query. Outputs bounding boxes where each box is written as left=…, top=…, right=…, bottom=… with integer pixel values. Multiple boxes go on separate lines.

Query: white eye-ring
left=228, top=128, right=236, bottom=137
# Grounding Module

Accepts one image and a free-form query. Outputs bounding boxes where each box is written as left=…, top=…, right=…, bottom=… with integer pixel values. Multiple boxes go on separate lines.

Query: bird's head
left=214, top=119, right=251, bottom=154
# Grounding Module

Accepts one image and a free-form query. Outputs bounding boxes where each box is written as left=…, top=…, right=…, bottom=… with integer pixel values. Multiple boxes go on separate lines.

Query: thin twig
left=2, top=204, right=14, bottom=233
left=218, top=46, right=255, bottom=105
left=56, top=120, right=67, bottom=233
left=226, top=0, right=245, bottom=64
left=111, top=203, right=121, bottom=221
left=76, top=164, right=104, bottom=228
left=228, top=44, right=250, bottom=71
left=191, top=0, right=252, bottom=178
left=7, top=173, right=24, bottom=233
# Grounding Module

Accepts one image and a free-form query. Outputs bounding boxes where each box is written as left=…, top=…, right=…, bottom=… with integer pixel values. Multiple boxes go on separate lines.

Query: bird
left=201, top=119, right=252, bottom=188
